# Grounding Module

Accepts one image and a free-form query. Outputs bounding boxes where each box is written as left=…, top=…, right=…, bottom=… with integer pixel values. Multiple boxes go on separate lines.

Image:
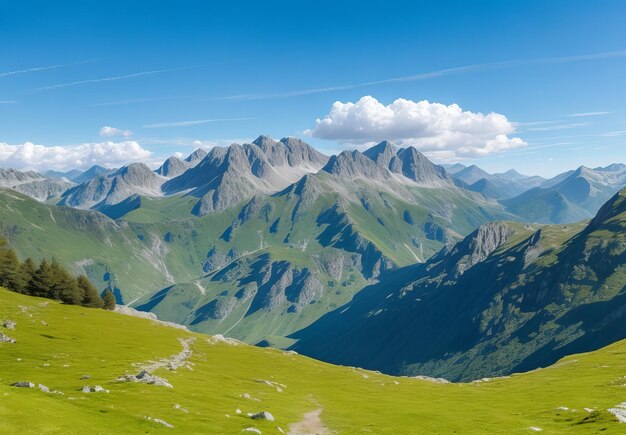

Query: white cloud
left=0, top=141, right=152, bottom=171
left=305, top=96, right=526, bottom=158
left=99, top=126, right=133, bottom=138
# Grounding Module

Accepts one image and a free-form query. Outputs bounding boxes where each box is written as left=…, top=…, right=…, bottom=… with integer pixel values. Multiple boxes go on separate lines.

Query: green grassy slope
left=2, top=288, right=626, bottom=434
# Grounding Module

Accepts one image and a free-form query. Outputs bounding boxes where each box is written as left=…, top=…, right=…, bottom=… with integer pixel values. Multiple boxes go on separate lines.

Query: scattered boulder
left=0, top=333, right=16, bottom=343
left=2, top=319, right=16, bottom=329
left=80, top=374, right=91, bottom=380
left=608, top=402, right=626, bottom=423
left=208, top=334, right=240, bottom=345
left=38, top=384, right=63, bottom=395
left=241, top=392, right=260, bottom=401
left=173, top=403, right=189, bottom=413
left=251, top=412, right=275, bottom=422
left=118, top=370, right=173, bottom=388
left=82, top=385, right=109, bottom=393
left=145, top=416, right=174, bottom=428
left=11, top=381, right=34, bottom=388
left=242, top=429, right=262, bottom=434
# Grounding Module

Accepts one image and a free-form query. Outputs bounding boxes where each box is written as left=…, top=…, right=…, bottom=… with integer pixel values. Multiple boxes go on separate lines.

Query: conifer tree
left=30, top=259, right=55, bottom=298
left=0, top=242, right=23, bottom=291
left=20, top=257, right=36, bottom=294
left=102, top=289, right=116, bottom=310
left=77, top=275, right=104, bottom=308
left=50, top=260, right=83, bottom=305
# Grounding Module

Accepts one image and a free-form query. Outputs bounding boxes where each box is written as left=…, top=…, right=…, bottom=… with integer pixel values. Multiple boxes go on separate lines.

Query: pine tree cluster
left=0, top=237, right=116, bottom=310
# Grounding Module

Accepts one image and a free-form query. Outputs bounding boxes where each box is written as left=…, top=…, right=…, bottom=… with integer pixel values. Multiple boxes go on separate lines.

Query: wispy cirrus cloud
left=143, top=117, right=254, bottom=128
left=526, top=122, right=591, bottom=132
left=565, top=111, right=614, bottom=117
left=0, top=58, right=103, bottom=79
left=28, top=66, right=190, bottom=93
left=0, top=100, right=16, bottom=104
left=211, top=50, right=626, bottom=101
left=90, top=96, right=190, bottom=107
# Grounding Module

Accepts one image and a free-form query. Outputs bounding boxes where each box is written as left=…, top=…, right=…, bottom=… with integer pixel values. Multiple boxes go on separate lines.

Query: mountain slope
left=2, top=288, right=626, bottom=433
left=292, top=188, right=626, bottom=381
left=130, top=145, right=514, bottom=344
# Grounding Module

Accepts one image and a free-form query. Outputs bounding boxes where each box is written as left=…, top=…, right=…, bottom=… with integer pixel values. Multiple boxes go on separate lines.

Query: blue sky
left=1, top=0, right=625, bottom=177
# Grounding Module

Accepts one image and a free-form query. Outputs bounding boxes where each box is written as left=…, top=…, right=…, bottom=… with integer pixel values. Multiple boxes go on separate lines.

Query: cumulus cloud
left=0, top=141, right=152, bottom=172
left=305, top=96, right=526, bottom=158
left=99, top=125, right=133, bottom=138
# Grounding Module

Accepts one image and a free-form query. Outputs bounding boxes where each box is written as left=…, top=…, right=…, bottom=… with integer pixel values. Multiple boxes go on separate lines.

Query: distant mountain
left=504, top=164, right=626, bottom=223
left=72, top=165, right=115, bottom=183
left=441, top=163, right=466, bottom=174
left=163, top=136, right=329, bottom=216
left=292, top=188, right=626, bottom=381
left=156, top=148, right=207, bottom=178
left=324, top=141, right=453, bottom=187
left=59, top=163, right=164, bottom=212
left=452, top=165, right=545, bottom=200
left=185, top=147, right=208, bottom=164
left=44, top=168, right=83, bottom=180
left=0, top=168, right=74, bottom=201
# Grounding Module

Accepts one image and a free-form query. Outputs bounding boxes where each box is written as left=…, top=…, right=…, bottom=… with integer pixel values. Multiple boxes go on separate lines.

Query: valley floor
left=1, top=288, right=626, bottom=434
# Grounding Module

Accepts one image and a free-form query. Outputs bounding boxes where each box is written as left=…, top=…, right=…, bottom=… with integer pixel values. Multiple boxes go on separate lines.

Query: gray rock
left=2, top=319, right=16, bottom=330
left=0, top=332, right=16, bottom=343
left=11, top=381, right=34, bottom=388
left=251, top=411, right=275, bottom=422
left=82, top=385, right=109, bottom=393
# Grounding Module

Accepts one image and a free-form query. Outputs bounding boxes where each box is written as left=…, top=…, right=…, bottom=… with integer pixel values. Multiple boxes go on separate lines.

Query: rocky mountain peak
left=156, top=156, right=189, bottom=178
left=322, top=150, right=388, bottom=180
left=363, top=140, right=399, bottom=166
left=185, top=148, right=208, bottom=165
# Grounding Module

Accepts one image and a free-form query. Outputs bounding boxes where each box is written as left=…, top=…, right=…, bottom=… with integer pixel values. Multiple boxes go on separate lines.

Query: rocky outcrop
left=449, top=222, right=513, bottom=276
left=251, top=411, right=275, bottom=421
left=317, top=204, right=395, bottom=279
left=0, top=332, right=16, bottom=343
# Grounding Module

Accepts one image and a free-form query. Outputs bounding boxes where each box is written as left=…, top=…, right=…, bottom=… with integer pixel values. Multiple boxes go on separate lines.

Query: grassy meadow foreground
left=1, top=289, right=626, bottom=433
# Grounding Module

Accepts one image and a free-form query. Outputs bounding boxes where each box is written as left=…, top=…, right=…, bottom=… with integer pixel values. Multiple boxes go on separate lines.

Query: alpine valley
left=3, top=135, right=626, bottom=433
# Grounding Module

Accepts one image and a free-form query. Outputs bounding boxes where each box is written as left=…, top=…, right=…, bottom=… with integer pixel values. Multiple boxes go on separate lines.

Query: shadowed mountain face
left=291, top=188, right=626, bottom=381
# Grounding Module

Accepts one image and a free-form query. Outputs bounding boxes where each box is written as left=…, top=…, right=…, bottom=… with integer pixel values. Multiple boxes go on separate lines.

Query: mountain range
left=3, top=135, right=626, bottom=384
